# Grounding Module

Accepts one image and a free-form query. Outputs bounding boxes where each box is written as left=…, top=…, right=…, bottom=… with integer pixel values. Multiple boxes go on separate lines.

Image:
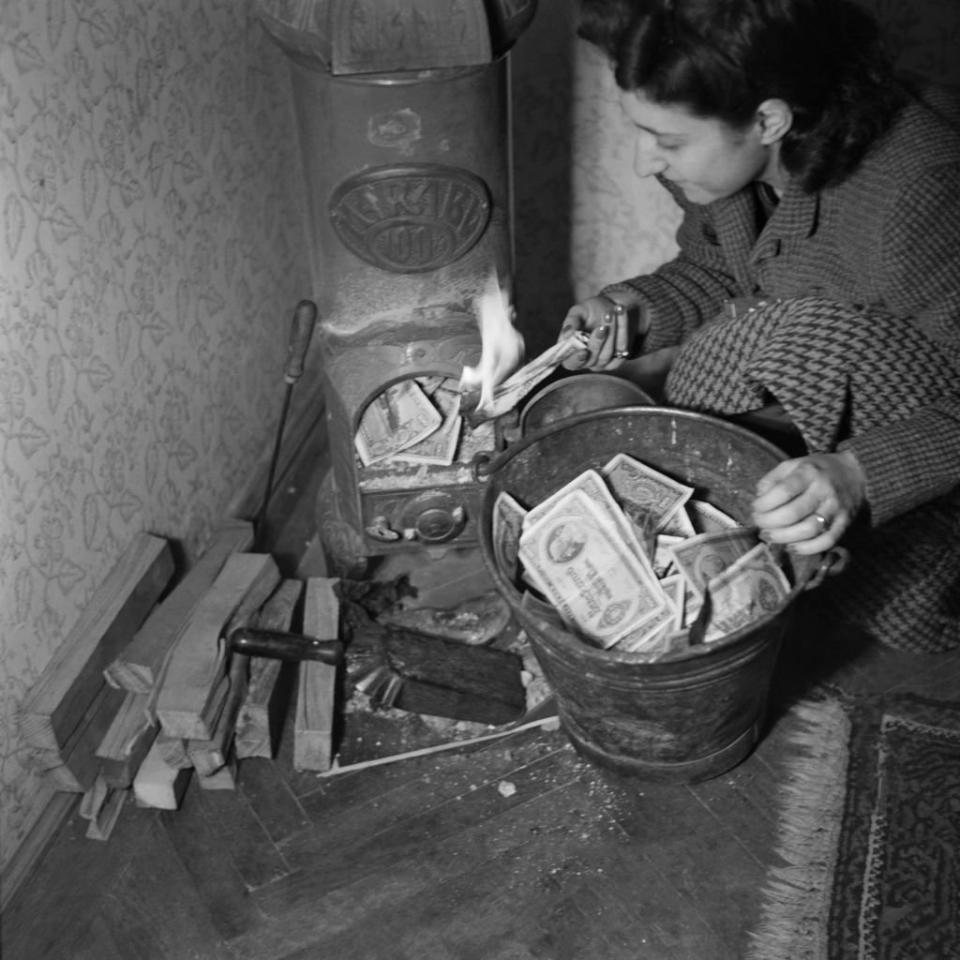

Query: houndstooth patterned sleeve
left=839, top=162, right=960, bottom=526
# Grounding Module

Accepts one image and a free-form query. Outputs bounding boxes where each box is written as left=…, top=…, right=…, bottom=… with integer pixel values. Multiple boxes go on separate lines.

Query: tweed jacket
left=604, top=90, right=960, bottom=530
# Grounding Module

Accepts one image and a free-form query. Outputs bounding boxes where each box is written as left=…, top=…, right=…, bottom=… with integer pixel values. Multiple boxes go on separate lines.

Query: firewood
left=95, top=691, right=157, bottom=788
left=105, top=520, right=254, bottom=692
left=293, top=578, right=339, bottom=772
left=78, top=774, right=127, bottom=841
left=19, top=533, right=174, bottom=752
left=235, top=579, right=303, bottom=759
left=184, top=564, right=286, bottom=772
left=187, top=654, right=246, bottom=776
left=154, top=733, right=192, bottom=770
left=133, top=740, right=192, bottom=810
left=29, top=684, right=128, bottom=793
left=85, top=789, right=126, bottom=841
left=154, top=554, right=278, bottom=740
left=196, top=748, right=237, bottom=791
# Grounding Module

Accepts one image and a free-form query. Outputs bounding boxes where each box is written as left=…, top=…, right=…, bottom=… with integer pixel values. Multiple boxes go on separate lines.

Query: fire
left=460, top=271, right=525, bottom=409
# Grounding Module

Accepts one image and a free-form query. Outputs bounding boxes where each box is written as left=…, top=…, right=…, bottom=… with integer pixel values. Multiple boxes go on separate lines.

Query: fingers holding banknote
left=559, top=294, right=639, bottom=371
left=751, top=451, right=866, bottom=554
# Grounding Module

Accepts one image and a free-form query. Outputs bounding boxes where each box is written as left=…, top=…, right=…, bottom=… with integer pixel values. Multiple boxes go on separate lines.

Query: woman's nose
left=634, top=135, right=666, bottom=177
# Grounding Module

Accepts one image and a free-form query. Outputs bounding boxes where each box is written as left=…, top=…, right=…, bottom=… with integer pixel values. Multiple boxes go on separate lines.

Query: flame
left=460, top=271, right=524, bottom=409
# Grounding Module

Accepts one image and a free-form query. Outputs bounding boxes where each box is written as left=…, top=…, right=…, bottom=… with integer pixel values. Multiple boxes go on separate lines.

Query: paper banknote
left=703, top=542, right=791, bottom=642
left=355, top=379, right=443, bottom=466
left=519, top=489, right=668, bottom=648
left=526, top=468, right=653, bottom=574
left=492, top=490, right=527, bottom=582
left=668, top=527, right=759, bottom=598
left=462, top=334, right=588, bottom=421
left=601, top=453, right=695, bottom=533
left=392, top=390, right=463, bottom=466
left=686, top=499, right=739, bottom=534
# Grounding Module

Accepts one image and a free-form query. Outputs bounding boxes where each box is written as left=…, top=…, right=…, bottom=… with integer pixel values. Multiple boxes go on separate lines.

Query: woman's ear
left=755, top=99, right=793, bottom=145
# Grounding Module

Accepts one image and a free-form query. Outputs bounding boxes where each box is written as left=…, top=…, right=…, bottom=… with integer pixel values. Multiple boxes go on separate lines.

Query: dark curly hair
left=578, top=0, right=908, bottom=192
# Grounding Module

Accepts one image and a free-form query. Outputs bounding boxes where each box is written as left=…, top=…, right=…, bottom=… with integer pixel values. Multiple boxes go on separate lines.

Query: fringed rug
left=748, top=695, right=960, bottom=959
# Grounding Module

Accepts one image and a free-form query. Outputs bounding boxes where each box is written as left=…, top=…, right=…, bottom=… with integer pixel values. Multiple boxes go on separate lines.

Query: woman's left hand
left=751, top=451, right=866, bottom=554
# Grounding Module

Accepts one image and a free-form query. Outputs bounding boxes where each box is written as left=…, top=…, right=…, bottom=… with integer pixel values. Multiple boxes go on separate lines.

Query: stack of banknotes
left=355, top=376, right=467, bottom=467
left=492, top=454, right=792, bottom=660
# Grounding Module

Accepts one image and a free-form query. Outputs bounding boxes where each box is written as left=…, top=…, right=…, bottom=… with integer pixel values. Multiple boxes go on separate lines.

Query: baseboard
left=0, top=791, right=77, bottom=913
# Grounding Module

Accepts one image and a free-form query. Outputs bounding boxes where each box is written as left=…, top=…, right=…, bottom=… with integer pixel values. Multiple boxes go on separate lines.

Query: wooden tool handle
left=283, top=300, right=318, bottom=384
left=229, top=627, right=343, bottom=665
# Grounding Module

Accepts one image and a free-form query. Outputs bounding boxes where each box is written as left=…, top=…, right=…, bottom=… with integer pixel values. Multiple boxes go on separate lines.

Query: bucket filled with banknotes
left=477, top=406, right=834, bottom=783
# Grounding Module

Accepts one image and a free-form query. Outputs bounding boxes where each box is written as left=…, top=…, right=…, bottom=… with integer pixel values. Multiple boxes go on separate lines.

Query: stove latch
left=366, top=490, right=469, bottom=545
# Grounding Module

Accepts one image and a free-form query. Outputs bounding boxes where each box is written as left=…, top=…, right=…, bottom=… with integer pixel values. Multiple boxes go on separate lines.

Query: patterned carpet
left=748, top=695, right=960, bottom=959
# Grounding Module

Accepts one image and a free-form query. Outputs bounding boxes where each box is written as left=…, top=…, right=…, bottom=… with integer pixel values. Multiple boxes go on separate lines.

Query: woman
left=559, top=0, right=960, bottom=651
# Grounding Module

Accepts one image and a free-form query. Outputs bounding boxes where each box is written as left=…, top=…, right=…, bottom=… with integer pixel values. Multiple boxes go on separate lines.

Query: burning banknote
left=460, top=271, right=525, bottom=413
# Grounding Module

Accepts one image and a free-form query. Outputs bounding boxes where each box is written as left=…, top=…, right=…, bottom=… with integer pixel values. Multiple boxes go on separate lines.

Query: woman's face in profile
left=619, top=89, right=772, bottom=205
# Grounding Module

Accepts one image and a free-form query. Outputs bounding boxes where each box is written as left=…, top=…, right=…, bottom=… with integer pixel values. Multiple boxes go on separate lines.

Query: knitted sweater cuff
left=840, top=406, right=960, bottom=527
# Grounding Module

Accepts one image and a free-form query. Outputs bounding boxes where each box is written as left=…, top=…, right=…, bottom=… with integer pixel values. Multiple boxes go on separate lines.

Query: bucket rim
left=475, top=404, right=792, bottom=482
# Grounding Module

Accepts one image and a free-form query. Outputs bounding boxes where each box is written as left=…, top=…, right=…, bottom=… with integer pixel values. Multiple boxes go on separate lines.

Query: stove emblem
left=329, top=164, right=491, bottom=273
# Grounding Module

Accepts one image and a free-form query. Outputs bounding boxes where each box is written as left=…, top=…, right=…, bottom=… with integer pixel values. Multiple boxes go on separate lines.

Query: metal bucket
left=477, top=406, right=830, bottom=783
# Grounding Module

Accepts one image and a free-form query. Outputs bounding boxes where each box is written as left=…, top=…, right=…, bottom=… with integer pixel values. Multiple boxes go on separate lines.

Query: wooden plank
left=197, top=750, right=238, bottom=791
left=235, top=579, right=303, bottom=759
left=29, top=683, right=128, bottom=793
left=104, top=520, right=254, bottom=693
left=155, top=554, right=278, bottom=740
left=133, top=740, right=192, bottom=810
left=188, top=655, right=247, bottom=776
left=95, top=691, right=157, bottom=788
left=293, top=578, right=339, bottom=772
left=155, top=733, right=192, bottom=770
left=186, top=563, right=285, bottom=774
left=19, top=533, right=174, bottom=751
left=79, top=774, right=127, bottom=841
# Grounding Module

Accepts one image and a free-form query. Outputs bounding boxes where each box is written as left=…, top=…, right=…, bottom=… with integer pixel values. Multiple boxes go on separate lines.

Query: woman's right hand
left=558, top=294, right=643, bottom=371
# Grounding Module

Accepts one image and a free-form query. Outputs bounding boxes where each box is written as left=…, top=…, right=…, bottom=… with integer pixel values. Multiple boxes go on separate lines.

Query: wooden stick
left=95, top=691, right=157, bottom=788
left=322, top=711, right=561, bottom=776
left=155, top=554, right=278, bottom=740
left=30, top=684, right=128, bottom=793
left=133, top=740, right=192, bottom=810
left=105, top=520, right=254, bottom=693
left=187, top=654, right=246, bottom=776
left=78, top=773, right=123, bottom=839
left=185, top=563, right=286, bottom=773
left=235, top=579, right=303, bottom=759
left=197, top=748, right=238, bottom=791
left=19, top=533, right=174, bottom=751
left=293, top=578, right=339, bottom=772
left=85, top=788, right=126, bottom=841
left=154, top=733, right=192, bottom=770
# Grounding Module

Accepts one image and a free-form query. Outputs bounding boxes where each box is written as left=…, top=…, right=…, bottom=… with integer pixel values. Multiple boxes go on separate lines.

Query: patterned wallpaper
left=0, top=0, right=309, bottom=868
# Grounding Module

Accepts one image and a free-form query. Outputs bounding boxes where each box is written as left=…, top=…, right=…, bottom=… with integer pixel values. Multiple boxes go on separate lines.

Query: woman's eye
left=658, top=141, right=681, bottom=152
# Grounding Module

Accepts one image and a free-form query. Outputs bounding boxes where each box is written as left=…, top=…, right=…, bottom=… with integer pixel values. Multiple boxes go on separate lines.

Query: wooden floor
left=5, top=449, right=960, bottom=960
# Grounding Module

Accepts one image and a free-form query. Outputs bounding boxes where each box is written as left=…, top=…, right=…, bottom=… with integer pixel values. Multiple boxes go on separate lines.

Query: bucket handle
left=803, top=546, right=850, bottom=591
